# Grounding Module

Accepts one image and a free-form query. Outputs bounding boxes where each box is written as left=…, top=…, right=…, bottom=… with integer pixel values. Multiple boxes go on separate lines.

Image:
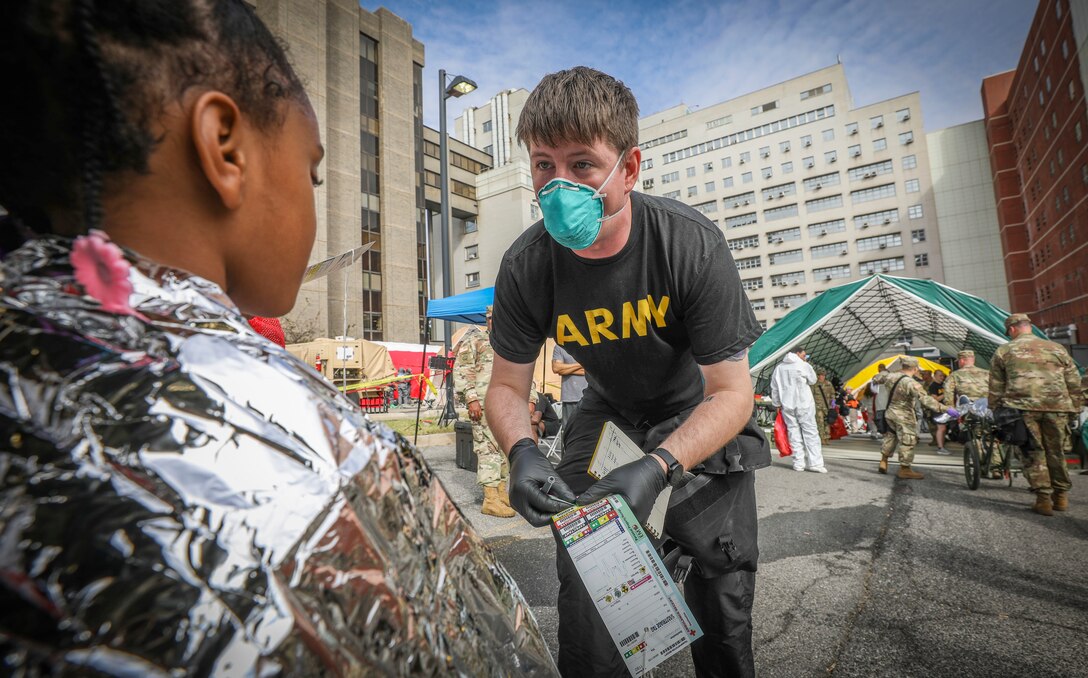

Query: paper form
left=554, top=496, right=702, bottom=677
left=588, top=421, right=671, bottom=538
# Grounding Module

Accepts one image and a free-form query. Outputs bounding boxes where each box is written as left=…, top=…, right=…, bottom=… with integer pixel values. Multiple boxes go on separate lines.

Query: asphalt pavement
left=416, top=434, right=1088, bottom=677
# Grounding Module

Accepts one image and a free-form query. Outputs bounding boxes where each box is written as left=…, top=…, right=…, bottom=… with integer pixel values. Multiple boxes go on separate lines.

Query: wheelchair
left=955, top=396, right=1022, bottom=490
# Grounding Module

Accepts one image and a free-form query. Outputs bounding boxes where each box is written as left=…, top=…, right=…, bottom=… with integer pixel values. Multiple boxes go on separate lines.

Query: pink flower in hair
left=71, top=230, right=139, bottom=316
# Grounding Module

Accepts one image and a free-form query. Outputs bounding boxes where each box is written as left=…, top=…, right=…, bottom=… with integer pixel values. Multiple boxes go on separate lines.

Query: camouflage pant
left=815, top=407, right=830, bottom=443
left=881, top=411, right=918, bottom=467
left=1021, top=411, right=1072, bottom=496
left=473, top=417, right=508, bottom=488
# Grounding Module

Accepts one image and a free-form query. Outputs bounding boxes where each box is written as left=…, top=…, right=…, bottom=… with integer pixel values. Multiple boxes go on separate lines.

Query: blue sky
left=366, top=0, right=1037, bottom=136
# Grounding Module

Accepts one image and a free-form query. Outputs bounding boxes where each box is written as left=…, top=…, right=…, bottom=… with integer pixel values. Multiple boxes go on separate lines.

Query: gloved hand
left=576, top=455, right=668, bottom=525
left=946, top=408, right=961, bottom=419
left=508, top=438, right=576, bottom=527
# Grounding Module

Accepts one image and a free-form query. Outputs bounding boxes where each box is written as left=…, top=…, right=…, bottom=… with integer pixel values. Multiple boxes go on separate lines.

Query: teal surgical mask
left=536, top=152, right=628, bottom=250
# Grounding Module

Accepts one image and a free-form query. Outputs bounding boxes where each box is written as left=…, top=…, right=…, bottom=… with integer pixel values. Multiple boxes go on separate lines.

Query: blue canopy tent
left=425, top=287, right=494, bottom=324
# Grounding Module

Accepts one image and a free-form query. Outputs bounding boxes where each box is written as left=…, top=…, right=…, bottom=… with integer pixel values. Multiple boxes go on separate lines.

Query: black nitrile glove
left=508, top=438, right=576, bottom=527
left=576, top=454, right=668, bottom=525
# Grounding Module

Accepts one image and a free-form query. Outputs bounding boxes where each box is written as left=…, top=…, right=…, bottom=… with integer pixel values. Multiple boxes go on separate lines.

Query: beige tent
left=287, top=337, right=396, bottom=384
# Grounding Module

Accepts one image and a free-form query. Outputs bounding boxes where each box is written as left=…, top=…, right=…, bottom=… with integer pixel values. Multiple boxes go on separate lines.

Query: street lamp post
left=438, top=68, right=477, bottom=423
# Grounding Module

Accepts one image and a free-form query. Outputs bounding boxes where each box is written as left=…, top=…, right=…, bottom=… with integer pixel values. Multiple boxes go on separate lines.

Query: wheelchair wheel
left=964, top=441, right=981, bottom=490
left=1005, top=445, right=1018, bottom=487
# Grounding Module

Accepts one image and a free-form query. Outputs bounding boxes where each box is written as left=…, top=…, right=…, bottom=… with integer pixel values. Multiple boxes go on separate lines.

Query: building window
left=707, top=115, right=733, bottom=130
left=771, top=271, right=806, bottom=286
left=873, top=138, right=888, bottom=151
left=848, top=159, right=893, bottom=181
left=742, top=171, right=753, bottom=183
left=1046, top=75, right=1052, bottom=93
left=686, top=166, right=697, bottom=178
left=759, top=146, right=771, bottom=158
left=762, top=166, right=773, bottom=179
left=914, top=253, right=929, bottom=267
left=723, top=177, right=735, bottom=188
left=705, top=181, right=716, bottom=193
left=466, top=271, right=480, bottom=288
left=800, top=83, right=832, bottom=100
left=905, top=178, right=920, bottom=193
left=751, top=100, right=778, bottom=115
left=688, top=185, right=698, bottom=197
left=848, top=144, right=862, bottom=159
left=767, top=226, right=802, bottom=243
left=692, top=199, right=718, bottom=214
left=725, top=212, right=758, bottom=229
left=824, top=150, right=838, bottom=164
left=642, top=178, right=655, bottom=190
left=902, top=154, right=917, bottom=170
left=641, top=129, right=688, bottom=150
left=811, top=241, right=849, bottom=258
left=768, top=249, right=803, bottom=265
left=464, top=219, right=478, bottom=234
left=780, top=141, right=791, bottom=153
left=822, top=128, right=835, bottom=142
left=896, top=108, right=911, bottom=122
left=870, top=115, right=884, bottom=129
left=722, top=156, right=733, bottom=168
left=854, top=208, right=899, bottom=229
left=1062, top=40, right=1069, bottom=60
left=465, top=244, right=479, bottom=261
left=808, top=218, right=846, bottom=237
left=740, top=151, right=751, bottom=164
left=664, top=190, right=681, bottom=199
left=800, top=134, right=813, bottom=147
left=911, top=229, right=926, bottom=243
left=482, top=119, right=492, bottom=133
left=814, top=264, right=851, bottom=281
left=641, top=158, right=654, bottom=171
left=704, top=161, right=714, bottom=173
left=859, top=257, right=905, bottom=275
left=1076, top=122, right=1083, bottom=143
left=762, top=182, right=797, bottom=200
left=806, top=194, right=844, bottom=212
left=484, top=144, right=493, bottom=156
left=803, top=156, right=815, bottom=169
left=728, top=235, right=760, bottom=250
left=908, top=204, right=923, bottom=219
left=764, top=204, right=799, bottom=221
left=845, top=122, right=859, bottom=136
left=782, top=161, right=794, bottom=174
left=662, top=171, right=680, bottom=184
left=773, top=293, right=806, bottom=309
left=750, top=298, right=766, bottom=311
left=742, top=277, right=764, bottom=291
left=804, top=171, right=841, bottom=191
left=851, top=182, right=897, bottom=204
left=735, top=255, right=762, bottom=270
left=856, top=233, right=902, bottom=251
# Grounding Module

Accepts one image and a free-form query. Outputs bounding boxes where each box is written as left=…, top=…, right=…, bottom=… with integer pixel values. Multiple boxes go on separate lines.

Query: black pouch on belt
left=660, top=471, right=758, bottom=580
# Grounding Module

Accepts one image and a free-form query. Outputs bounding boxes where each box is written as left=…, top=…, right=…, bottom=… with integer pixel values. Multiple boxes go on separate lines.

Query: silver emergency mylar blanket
left=0, top=235, right=556, bottom=676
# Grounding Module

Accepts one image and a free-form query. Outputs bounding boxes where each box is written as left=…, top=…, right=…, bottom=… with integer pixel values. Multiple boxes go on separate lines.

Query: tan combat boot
left=878, top=456, right=889, bottom=475
left=897, top=466, right=925, bottom=480
left=482, top=486, right=516, bottom=518
left=497, top=481, right=513, bottom=508
left=1032, top=493, right=1054, bottom=516
left=1052, top=491, right=1068, bottom=511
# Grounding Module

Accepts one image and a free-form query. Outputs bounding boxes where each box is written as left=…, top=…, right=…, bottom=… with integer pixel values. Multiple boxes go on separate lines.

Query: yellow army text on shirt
left=989, top=334, right=1083, bottom=412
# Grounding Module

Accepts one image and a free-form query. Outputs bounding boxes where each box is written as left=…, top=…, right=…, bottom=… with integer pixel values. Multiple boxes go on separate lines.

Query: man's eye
left=574, top=161, right=592, bottom=170
left=535, top=161, right=552, bottom=170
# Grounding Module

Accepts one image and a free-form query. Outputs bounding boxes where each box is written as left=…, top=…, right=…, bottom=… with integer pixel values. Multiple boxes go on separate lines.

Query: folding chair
left=543, top=401, right=564, bottom=463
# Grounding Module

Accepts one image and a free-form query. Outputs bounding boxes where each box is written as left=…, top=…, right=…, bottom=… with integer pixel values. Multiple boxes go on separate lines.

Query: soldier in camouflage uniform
left=989, top=313, right=1084, bottom=516
left=454, top=306, right=516, bottom=518
left=811, top=370, right=837, bottom=444
left=945, top=350, right=999, bottom=473
left=879, top=356, right=956, bottom=479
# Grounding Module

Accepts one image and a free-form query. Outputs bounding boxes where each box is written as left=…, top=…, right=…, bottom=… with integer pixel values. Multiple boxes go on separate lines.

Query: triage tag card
left=553, top=495, right=702, bottom=677
left=588, top=421, right=670, bottom=538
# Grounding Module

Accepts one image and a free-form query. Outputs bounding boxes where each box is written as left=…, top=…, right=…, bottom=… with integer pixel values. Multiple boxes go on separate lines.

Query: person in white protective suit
left=771, top=346, right=828, bottom=473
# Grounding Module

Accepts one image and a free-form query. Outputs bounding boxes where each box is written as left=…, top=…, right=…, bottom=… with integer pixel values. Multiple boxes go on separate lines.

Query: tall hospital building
left=636, top=64, right=943, bottom=328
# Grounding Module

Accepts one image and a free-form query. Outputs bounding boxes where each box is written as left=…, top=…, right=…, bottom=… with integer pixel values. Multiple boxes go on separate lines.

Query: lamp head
left=446, top=75, right=477, bottom=98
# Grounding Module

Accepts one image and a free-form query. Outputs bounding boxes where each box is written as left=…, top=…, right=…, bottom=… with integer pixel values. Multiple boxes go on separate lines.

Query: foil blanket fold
left=0, top=236, right=557, bottom=676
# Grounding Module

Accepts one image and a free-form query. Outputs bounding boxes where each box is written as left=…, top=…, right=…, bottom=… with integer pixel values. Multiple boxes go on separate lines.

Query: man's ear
left=190, top=91, right=247, bottom=210
left=623, top=146, right=642, bottom=192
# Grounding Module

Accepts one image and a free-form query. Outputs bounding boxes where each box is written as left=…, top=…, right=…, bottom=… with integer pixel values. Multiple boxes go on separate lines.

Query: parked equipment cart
left=956, top=396, right=1022, bottom=490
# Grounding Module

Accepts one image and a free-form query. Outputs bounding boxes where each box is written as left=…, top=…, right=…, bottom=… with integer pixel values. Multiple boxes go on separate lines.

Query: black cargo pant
left=553, top=394, right=758, bottom=678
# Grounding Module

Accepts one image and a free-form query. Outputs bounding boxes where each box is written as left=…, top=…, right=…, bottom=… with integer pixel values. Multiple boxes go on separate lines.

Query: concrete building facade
left=456, top=89, right=531, bottom=168
left=927, top=122, right=1011, bottom=309
left=251, top=1, right=428, bottom=344
left=637, top=64, right=943, bottom=328
left=981, top=0, right=1088, bottom=345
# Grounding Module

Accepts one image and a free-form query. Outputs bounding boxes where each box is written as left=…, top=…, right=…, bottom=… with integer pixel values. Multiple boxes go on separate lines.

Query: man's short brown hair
left=516, top=66, right=639, bottom=154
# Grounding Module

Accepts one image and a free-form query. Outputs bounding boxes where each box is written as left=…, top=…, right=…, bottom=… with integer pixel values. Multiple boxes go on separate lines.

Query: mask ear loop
left=595, top=150, right=630, bottom=222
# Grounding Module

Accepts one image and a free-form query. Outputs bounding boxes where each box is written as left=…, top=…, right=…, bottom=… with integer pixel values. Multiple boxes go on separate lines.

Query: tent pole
left=414, top=320, right=430, bottom=446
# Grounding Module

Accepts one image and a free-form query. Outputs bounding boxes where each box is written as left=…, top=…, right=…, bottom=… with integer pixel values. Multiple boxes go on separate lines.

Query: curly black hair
left=0, top=0, right=306, bottom=234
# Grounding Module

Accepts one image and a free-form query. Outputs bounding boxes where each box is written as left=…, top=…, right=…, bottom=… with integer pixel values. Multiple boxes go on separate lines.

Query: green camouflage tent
left=748, top=274, right=1047, bottom=394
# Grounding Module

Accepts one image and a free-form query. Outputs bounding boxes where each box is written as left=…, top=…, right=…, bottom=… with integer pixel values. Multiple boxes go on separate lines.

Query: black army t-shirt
left=491, top=191, right=762, bottom=425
